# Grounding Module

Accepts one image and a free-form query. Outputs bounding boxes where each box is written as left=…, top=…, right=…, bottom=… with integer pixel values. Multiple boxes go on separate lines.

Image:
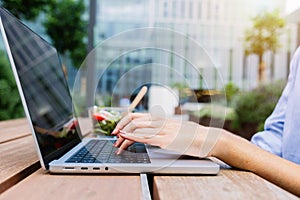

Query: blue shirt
left=251, top=47, right=300, bottom=164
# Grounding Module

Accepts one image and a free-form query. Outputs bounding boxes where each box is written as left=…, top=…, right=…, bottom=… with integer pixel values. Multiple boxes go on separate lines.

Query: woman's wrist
left=208, top=128, right=259, bottom=171
left=207, top=128, right=232, bottom=159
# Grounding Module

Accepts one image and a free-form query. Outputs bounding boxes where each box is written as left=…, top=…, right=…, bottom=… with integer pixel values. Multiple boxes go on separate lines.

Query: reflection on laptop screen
left=0, top=8, right=81, bottom=168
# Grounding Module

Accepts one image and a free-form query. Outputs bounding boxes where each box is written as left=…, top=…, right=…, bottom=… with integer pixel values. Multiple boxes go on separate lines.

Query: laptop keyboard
left=66, top=140, right=151, bottom=164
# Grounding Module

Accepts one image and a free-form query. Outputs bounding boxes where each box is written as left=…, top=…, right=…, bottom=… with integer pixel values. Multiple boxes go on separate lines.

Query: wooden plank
left=0, top=119, right=31, bottom=144
left=0, top=118, right=143, bottom=199
left=0, top=118, right=92, bottom=194
left=0, top=169, right=142, bottom=200
left=0, top=118, right=28, bottom=130
left=0, top=118, right=93, bottom=144
left=153, top=169, right=298, bottom=200
left=0, top=136, right=39, bottom=194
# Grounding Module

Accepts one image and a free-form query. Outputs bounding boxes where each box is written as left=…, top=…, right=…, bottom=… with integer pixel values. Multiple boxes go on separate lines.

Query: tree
left=44, top=0, right=87, bottom=68
left=0, top=0, right=55, bottom=20
left=0, top=51, right=24, bottom=120
left=1, top=0, right=87, bottom=68
left=0, top=0, right=88, bottom=120
left=244, top=10, right=285, bottom=82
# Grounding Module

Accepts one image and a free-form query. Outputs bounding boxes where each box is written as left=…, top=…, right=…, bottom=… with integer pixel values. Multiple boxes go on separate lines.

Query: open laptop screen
left=0, top=8, right=81, bottom=169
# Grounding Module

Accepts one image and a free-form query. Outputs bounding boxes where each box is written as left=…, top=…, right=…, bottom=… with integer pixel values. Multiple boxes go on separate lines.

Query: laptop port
left=105, top=167, right=109, bottom=171
left=81, top=167, right=88, bottom=170
left=64, top=167, right=74, bottom=170
left=93, top=167, right=100, bottom=170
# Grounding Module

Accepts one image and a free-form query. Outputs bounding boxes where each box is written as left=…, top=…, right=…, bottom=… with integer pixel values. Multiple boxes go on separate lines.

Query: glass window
left=181, top=0, right=185, bottom=18
left=163, top=1, right=168, bottom=17
left=172, top=0, right=177, bottom=18
left=189, top=1, right=193, bottom=19
left=198, top=0, right=202, bottom=19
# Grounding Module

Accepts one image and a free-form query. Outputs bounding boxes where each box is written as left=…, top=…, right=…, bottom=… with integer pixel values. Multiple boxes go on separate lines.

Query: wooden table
left=0, top=118, right=298, bottom=199
left=0, top=119, right=143, bottom=200
left=152, top=169, right=298, bottom=200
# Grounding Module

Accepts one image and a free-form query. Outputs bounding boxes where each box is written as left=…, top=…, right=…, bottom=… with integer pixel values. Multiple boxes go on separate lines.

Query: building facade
left=91, top=0, right=298, bottom=104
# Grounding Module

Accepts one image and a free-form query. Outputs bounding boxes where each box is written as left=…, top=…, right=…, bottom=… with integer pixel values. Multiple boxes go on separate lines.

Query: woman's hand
left=113, top=113, right=300, bottom=197
left=112, top=113, right=222, bottom=157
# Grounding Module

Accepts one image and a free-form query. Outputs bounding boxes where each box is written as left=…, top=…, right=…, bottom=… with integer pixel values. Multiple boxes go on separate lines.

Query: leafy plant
left=244, top=9, right=285, bottom=82
left=232, top=80, right=285, bottom=131
left=171, top=82, right=190, bottom=104
left=44, top=0, right=87, bottom=68
left=224, top=82, right=239, bottom=106
left=0, top=0, right=55, bottom=20
left=0, top=51, right=24, bottom=120
left=1, top=0, right=87, bottom=69
left=192, top=104, right=237, bottom=121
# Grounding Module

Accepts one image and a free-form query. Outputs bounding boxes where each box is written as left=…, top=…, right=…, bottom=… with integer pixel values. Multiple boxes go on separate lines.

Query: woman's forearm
left=211, top=129, right=300, bottom=197
left=115, top=113, right=300, bottom=196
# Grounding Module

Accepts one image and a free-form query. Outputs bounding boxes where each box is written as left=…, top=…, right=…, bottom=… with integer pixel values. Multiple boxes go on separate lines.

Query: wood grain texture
left=0, top=136, right=39, bottom=194
left=0, top=169, right=142, bottom=200
left=0, top=118, right=92, bottom=144
left=1, top=118, right=297, bottom=199
left=153, top=169, right=299, bottom=200
left=0, top=119, right=31, bottom=144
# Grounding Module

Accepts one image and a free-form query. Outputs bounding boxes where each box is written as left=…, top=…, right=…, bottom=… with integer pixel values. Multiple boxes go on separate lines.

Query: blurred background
left=1, top=0, right=300, bottom=140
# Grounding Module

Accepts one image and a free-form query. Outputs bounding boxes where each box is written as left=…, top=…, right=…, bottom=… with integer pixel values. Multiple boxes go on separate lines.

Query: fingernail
left=115, top=149, right=123, bottom=155
left=114, top=140, right=120, bottom=147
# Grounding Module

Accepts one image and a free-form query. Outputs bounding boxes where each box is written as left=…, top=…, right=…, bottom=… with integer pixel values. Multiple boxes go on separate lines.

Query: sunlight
left=286, top=0, right=300, bottom=13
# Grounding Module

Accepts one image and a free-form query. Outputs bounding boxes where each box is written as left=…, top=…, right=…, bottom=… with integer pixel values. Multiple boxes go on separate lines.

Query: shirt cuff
left=251, top=131, right=282, bottom=157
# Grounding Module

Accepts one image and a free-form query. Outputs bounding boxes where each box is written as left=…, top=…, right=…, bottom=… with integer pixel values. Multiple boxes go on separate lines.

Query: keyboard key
left=66, top=140, right=150, bottom=164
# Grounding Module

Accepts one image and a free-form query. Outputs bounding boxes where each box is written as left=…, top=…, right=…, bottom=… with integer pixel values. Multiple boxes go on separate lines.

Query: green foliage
left=171, top=82, right=190, bottom=101
left=0, top=0, right=55, bottom=20
left=192, top=104, right=237, bottom=121
left=1, top=0, right=87, bottom=68
left=244, top=9, right=286, bottom=81
left=44, top=0, right=87, bottom=68
left=232, top=80, right=285, bottom=131
left=171, top=82, right=187, bottom=90
left=244, top=9, right=285, bottom=56
left=224, top=82, right=239, bottom=106
left=0, top=51, right=24, bottom=120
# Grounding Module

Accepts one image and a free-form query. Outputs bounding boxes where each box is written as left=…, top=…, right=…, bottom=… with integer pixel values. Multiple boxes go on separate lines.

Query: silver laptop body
left=0, top=7, right=219, bottom=174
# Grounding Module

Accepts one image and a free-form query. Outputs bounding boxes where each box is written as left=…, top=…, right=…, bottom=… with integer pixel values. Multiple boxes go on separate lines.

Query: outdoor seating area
left=0, top=118, right=298, bottom=199
left=1, top=0, right=300, bottom=199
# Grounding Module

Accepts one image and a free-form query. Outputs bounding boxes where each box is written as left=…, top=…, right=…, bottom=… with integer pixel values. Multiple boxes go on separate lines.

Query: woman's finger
left=116, top=138, right=135, bottom=154
left=111, top=114, right=132, bottom=135
left=118, top=131, right=148, bottom=144
left=121, top=120, right=162, bottom=134
left=112, top=113, right=150, bottom=135
left=114, top=135, right=125, bottom=147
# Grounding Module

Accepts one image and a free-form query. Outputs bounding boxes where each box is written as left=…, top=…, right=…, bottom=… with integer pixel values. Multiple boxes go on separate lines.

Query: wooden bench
left=0, top=118, right=298, bottom=199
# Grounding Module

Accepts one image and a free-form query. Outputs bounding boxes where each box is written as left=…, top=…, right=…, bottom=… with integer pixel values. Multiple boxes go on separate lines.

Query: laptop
left=0, top=7, right=219, bottom=174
